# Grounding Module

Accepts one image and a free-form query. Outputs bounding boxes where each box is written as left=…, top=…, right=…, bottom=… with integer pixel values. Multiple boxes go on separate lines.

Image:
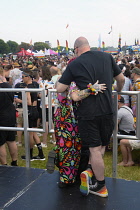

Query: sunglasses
left=22, top=75, right=28, bottom=78
left=73, top=47, right=78, bottom=53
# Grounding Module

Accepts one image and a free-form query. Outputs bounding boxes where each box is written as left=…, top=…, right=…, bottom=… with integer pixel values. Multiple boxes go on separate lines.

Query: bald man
left=56, top=36, right=124, bottom=197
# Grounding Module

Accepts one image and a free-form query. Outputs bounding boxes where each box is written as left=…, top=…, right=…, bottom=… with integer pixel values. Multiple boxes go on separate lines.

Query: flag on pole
left=98, top=34, right=101, bottom=51
left=118, top=34, right=121, bottom=53
left=108, top=25, right=112, bottom=34
left=102, top=41, right=105, bottom=51
left=29, top=39, right=32, bottom=46
left=66, top=24, right=69, bottom=29
left=57, top=39, right=60, bottom=55
left=66, top=40, right=68, bottom=55
left=29, top=39, right=33, bottom=51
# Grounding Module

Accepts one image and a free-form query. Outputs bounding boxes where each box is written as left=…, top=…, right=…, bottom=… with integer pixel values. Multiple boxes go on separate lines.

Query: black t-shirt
left=27, top=81, right=39, bottom=103
left=0, top=82, right=16, bottom=126
left=15, top=82, right=27, bottom=108
left=59, top=51, right=121, bottom=119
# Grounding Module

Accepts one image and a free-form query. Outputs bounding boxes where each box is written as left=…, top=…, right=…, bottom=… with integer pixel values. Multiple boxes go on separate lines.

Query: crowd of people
left=0, top=38, right=140, bottom=198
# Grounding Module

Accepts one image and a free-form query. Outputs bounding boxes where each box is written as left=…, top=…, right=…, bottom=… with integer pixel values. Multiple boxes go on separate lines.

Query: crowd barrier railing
left=48, top=89, right=140, bottom=179
left=0, top=88, right=46, bottom=168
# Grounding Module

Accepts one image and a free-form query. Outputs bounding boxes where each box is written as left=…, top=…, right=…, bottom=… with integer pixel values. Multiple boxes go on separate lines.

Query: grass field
left=5, top=135, right=140, bottom=182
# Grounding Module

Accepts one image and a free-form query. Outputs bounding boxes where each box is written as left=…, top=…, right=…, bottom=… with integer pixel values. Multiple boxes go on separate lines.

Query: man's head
left=50, top=66, right=59, bottom=76
left=73, top=37, right=90, bottom=56
left=22, top=69, right=33, bottom=84
left=131, top=67, right=140, bottom=81
left=118, top=96, right=124, bottom=108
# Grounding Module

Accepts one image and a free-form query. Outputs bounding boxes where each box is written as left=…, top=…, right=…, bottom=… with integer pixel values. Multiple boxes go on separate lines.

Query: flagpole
left=66, top=24, right=71, bottom=49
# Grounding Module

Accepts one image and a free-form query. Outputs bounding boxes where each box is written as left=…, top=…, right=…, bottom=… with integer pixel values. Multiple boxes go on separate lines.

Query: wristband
left=87, top=83, right=96, bottom=95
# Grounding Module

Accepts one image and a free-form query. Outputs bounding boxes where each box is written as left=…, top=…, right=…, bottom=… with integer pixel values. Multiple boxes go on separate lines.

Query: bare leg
left=89, top=146, right=105, bottom=181
left=29, top=132, right=35, bottom=148
left=17, top=130, right=22, bottom=144
left=101, top=146, right=106, bottom=157
left=118, top=139, right=129, bottom=166
left=50, top=122, right=56, bottom=142
left=7, top=141, right=18, bottom=161
left=42, top=122, right=48, bottom=144
left=88, top=146, right=105, bottom=168
left=0, top=144, right=7, bottom=165
left=17, top=123, right=23, bottom=145
left=125, top=147, right=134, bottom=166
left=33, top=131, right=41, bottom=144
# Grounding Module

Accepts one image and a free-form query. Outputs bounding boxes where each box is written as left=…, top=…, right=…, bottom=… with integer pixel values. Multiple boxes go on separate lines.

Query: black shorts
left=118, top=130, right=135, bottom=136
left=28, top=106, right=39, bottom=128
left=0, top=130, right=16, bottom=146
left=78, top=114, right=114, bottom=148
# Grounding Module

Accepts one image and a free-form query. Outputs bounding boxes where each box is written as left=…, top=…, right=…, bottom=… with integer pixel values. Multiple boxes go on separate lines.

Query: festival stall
left=44, top=49, right=58, bottom=55
left=33, top=50, right=45, bottom=58
left=17, top=48, right=34, bottom=56
left=126, top=45, right=140, bottom=54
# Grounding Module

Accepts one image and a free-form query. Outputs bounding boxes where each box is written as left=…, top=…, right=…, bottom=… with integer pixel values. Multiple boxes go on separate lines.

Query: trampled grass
left=5, top=135, right=140, bottom=182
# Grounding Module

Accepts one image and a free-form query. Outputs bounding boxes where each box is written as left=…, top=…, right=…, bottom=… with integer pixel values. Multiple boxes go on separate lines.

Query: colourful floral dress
left=53, top=82, right=81, bottom=184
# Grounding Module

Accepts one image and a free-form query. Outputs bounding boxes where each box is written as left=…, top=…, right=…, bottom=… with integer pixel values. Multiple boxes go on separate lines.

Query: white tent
left=33, top=50, right=45, bottom=57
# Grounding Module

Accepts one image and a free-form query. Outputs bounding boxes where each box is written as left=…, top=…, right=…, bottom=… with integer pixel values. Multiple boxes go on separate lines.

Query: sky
left=0, top=0, right=140, bottom=49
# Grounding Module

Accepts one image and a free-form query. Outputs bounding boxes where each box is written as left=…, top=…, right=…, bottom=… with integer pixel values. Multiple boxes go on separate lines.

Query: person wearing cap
left=118, top=96, right=136, bottom=166
left=20, top=69, right=45, bottom=161
left=131, top=67, right=140, bottom=117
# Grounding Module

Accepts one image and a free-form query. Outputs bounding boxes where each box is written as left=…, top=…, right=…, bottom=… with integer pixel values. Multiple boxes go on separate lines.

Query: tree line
left=0, top=39, right=51, bottom=54
left=0, top=39, right=128, bottom=55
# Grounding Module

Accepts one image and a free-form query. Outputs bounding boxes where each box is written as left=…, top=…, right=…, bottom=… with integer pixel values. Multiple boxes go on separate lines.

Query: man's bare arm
left=56, top=82, right=69, bottom=93
left=114, top=73, right=125, bottom=92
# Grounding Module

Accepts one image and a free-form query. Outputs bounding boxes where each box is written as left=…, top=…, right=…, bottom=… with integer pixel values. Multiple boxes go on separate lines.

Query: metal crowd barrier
left=48, top=89, right=140, bottom=179
left=0, top=88, right=46, bottom=168
left=48, top=89, right=57, bottom=133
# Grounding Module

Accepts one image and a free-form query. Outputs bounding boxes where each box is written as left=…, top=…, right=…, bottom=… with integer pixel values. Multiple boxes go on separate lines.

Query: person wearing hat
left=131, top=67, right=140, bottom=117
left=118, top=96, right=136, bottom=166
left=20, top=69, right=45, bottom=161
left=9, top=62, right=22, bottom=87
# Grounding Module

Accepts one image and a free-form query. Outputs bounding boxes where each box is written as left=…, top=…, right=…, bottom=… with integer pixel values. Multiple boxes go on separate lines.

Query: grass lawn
left=5, top=135, right=140, bottom=182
